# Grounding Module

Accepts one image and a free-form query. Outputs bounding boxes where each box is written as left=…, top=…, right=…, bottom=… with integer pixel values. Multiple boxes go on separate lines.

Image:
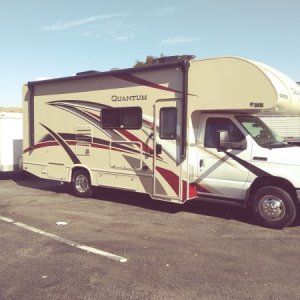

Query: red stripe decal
left=24, top=140, right=135, bottom=155
left=114, top=74, right=182, bottom=94
left=182, top=181, right=187, bottom=201
left=117, top=129, right=153, bottom=154
left=156, top=166, right=179, bottom=196
left=82, top=109, right=100, bottom=120
left=155, top=168, right=205, bottom=201
left=23, top=141, right=59, bottom=153
left=196, top=184, right=211, bottom=194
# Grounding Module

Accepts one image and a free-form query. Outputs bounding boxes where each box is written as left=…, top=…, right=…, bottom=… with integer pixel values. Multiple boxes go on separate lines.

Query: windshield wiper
left=261, top=141, right=291, bottom=148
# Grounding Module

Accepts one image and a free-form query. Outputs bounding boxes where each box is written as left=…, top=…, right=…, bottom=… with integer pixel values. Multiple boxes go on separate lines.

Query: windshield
left=236, top=115, right=289, bottom=148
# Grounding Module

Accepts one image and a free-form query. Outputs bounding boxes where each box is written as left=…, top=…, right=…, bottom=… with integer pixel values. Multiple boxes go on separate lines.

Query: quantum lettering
left=111, top=95, right=147, bottom=102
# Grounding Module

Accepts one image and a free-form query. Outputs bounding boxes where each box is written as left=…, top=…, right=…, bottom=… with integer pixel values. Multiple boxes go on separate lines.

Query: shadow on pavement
left=10, top=172, right=253, bottom=226
left=9, top=171, right=300, bottom=228
left=4, top=171, right=68, bottom=193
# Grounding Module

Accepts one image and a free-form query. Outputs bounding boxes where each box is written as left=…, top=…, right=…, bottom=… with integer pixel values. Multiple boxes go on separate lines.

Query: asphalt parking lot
left=1, top=172, right=300, bottom=300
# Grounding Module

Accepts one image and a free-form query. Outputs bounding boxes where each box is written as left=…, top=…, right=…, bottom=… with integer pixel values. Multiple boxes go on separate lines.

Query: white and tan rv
left=22, top=56, right=300, bottom=228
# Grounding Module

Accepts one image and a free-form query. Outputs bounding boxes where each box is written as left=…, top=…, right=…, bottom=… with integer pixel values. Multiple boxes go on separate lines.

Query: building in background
left=0, top=107, right=22, bottom=113
left=0, top=111, right=23, bottom=172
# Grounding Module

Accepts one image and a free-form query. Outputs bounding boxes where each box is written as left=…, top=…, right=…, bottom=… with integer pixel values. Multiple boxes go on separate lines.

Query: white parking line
left=0, top=215, right=127, bottom=263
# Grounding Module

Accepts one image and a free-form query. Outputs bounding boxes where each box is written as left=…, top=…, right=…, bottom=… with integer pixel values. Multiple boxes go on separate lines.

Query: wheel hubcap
left=259, top=195, right=285, bottom=221
left=75, top=175, right=89, bottom=193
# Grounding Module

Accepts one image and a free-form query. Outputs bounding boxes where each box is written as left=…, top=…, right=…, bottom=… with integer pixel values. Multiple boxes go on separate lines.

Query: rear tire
left=251, top=186, right=296, bottom=229
left=71, top=170, right=92, bottom=198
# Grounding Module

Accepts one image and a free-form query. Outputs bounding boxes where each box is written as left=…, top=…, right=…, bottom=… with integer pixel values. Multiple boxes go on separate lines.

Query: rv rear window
left=159, top=107, right=177, bottom=139
left=101, top=107, right=142, bottom=129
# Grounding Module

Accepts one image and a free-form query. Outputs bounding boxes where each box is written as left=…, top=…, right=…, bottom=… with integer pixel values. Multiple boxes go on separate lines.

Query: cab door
left=197, top=115, right=251, bottom=201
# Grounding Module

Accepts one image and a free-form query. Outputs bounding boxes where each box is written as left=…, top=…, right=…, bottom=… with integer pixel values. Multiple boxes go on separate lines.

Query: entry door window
left=159, top=107, right=177, bottom=139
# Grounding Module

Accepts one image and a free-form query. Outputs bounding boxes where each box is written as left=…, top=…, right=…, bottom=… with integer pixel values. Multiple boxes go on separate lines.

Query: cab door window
left=205, top=118, right=245, bottom=148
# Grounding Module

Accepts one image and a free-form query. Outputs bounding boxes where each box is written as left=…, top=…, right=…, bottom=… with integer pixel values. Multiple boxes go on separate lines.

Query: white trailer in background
left=259, top=82, right=300, bottom=144
left=22, top=56, right=300, bottom=228
left=0, top=112, right=23, bottom=172
left=259, top=113, right=300, bottom=144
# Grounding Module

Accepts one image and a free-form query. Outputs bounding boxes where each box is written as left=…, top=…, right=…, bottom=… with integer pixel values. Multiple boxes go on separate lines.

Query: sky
left=0, top=0, right=300, bottom=107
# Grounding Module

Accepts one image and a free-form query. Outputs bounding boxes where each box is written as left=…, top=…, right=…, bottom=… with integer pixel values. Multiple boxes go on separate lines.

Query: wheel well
left=248, top=176, right=297, bottom=203
left=71, top=167, right=91, bottom=181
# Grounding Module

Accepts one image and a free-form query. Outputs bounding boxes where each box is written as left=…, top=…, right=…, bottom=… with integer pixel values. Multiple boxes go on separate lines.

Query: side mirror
left=216, top=130, right=230, bottom=150
left=216, top=130, right=246, bottom=151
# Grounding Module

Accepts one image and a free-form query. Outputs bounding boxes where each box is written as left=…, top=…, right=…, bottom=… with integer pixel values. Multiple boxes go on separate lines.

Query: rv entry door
left=153, top=98, right=182, bottom=201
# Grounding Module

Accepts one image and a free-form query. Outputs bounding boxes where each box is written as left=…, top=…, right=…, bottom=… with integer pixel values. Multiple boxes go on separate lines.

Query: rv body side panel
left=23, top=65, right=189, bottom=202
left=0, top=112, right=23, bottom=172
left=187, top=57, right=300, bottom=114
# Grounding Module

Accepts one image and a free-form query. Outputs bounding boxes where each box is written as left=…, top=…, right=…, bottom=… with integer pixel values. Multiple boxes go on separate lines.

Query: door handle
left=199, top=159, right=204, bottom=168
left=150, top=144, right=162, bottom=155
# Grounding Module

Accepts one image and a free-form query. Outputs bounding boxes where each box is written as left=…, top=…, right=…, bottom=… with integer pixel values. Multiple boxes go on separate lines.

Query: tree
left=134, top=54, right=164, bottom=67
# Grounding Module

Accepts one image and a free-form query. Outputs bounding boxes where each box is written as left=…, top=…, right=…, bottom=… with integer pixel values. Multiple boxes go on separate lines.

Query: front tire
left=251, top=186, right=297, bottom=229
left=71, top=170, right=92, bottom=198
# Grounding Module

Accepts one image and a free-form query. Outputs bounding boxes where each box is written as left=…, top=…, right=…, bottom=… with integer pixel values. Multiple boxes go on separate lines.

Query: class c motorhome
left=22, top=56, right=300, bottom=229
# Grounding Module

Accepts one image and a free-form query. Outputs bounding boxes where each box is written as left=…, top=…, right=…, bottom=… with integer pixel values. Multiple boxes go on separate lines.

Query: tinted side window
left=101, top=107, right=142, bottom=129
left=101, top=108, right=120, bottom=128
left=121, top=107, right=142, bottom=129
left=159, top=107, right=177, bottom=139
left=205, top=118, right=244, bottom=148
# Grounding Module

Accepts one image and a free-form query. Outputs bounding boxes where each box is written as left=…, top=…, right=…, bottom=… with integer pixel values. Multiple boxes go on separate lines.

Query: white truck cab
left=191, top=112, right=300, bottom=228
